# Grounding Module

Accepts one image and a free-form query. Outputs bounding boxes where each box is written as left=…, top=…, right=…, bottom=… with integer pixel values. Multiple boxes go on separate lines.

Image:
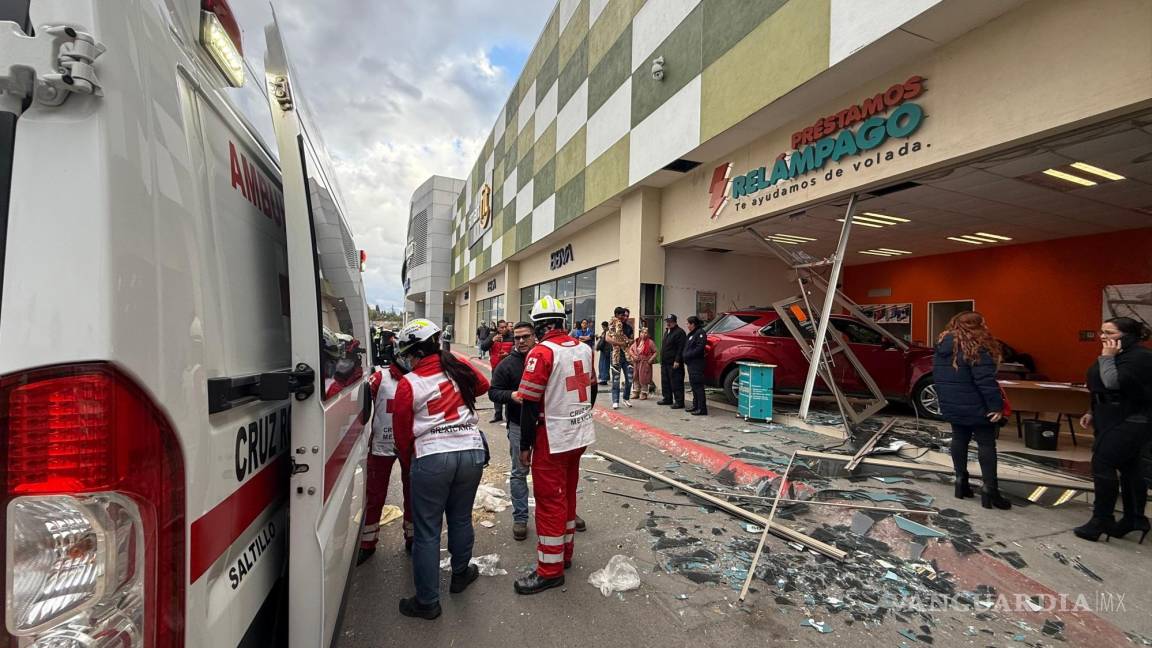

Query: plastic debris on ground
left=801, top=618, right=832, bottom=633
left=479, top=520, right=495, bottom=528
left=588, top=555, right=642, bottom=596
left=473, top=484, right=511, bottom=512
left=438, top=553, right=508, bottom=576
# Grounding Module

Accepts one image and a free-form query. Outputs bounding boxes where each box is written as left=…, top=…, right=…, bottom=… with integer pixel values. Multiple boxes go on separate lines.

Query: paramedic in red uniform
left=392, top=319, right=491, bottom=620
left=358, top=333, right=413, bottom=564
left=514, top=296, right=597, bottom=595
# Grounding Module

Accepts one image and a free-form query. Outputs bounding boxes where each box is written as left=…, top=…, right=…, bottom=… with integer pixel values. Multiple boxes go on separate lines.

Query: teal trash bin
left=737, top=361, right=775, bottom=422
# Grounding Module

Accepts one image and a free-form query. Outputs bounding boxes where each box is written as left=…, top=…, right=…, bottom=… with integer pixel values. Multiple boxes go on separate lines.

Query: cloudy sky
left=273, top=0, right=554, bottom=312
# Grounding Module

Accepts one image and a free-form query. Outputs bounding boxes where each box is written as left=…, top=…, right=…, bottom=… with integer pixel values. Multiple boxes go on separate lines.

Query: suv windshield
left=706, top=313, right=759, bottom=335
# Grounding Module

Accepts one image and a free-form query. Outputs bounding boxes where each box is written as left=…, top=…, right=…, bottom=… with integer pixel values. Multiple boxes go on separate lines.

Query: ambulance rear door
left=262, top=20, right=372, bottom=648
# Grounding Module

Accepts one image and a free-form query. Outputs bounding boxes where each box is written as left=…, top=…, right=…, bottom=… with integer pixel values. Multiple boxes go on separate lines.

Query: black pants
left=687, top=366, right=706, bottom=413
left=950, top=423, right=998, bottom=490
left=492, top=401, right=503, bottom=420
left=661, top=361, right=685, bottom=405
left=1091, top=421, right=1150, bottom=520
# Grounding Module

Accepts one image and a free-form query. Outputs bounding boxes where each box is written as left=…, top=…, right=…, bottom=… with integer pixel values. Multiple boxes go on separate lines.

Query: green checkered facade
left=451, top=0, right=836, bottom=288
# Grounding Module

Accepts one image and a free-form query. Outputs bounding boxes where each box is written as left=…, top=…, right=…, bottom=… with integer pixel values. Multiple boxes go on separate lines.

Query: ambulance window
left=298, top=127, right=368, bottom=399
left=217, top=2, right=278, bottom=160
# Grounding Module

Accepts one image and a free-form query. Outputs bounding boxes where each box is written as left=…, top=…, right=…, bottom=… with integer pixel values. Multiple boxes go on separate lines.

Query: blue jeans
left=611, top=356, right=633, bottom=404
left=506, top=423, right=530, bottom=523
left=598, top=348, right=610, bottom=383
left=409, top=449, right=485, bottom=605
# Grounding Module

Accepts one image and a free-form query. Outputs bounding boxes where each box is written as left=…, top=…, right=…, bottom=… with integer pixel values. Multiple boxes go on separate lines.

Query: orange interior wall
left=842, top=228, right=1152, bottom=383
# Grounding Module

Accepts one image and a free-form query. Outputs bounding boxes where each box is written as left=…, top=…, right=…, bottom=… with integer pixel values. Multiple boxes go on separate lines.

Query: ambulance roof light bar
left=200, top=0, right=245, bottom=87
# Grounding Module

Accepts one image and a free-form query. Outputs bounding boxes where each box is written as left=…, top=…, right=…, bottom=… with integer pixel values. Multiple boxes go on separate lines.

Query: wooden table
left=998, top=380, right=1092, bottom=446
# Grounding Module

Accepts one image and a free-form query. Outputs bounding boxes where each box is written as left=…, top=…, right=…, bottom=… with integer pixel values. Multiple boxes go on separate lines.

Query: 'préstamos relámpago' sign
left=709, top=76, right=929, bottom=218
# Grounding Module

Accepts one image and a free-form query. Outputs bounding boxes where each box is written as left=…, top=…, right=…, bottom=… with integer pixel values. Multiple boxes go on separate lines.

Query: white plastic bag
left=588, top=555, right=641, bottom=596
left=438, top=553, right=508, bottom=576
left=473, top=484, right=510, bottom=513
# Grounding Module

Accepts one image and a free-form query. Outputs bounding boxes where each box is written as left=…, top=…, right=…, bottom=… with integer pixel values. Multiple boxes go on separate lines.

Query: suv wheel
left=912, top=376, right=942, bottom=419
left=722, top=368, right=740, bottom=405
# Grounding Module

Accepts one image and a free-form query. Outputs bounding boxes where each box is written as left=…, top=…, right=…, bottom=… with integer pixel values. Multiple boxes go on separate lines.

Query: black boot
left=398, top=596, right=442, bottom=620
left=1111, top=517, right=1150, bottom=544
left=655, top=399, right=672, bottom=405
left=513, top=570, right=564, bottom=595
left=449, top=564, right=480, bottom=593
left=981, top=487, right=1012, bottom=510
left=953, top=475, right=975, bottom=499
left=1073, top=516, right=1116, bottom=542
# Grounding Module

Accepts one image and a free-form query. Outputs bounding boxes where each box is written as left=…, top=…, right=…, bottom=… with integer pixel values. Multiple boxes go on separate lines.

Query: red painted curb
left=929, top=544, right=1130, bottom=645
left=592, top=406, right=812, bottom=494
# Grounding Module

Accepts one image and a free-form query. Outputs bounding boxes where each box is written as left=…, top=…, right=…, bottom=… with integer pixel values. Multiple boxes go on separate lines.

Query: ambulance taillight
left=200, top=0, right=245, bottom=87
left=1, top=364, right=185, bottom=647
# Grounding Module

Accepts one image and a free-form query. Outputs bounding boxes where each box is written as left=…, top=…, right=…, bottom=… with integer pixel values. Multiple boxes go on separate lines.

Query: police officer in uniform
left=514, top=297, right=597, bottom=595
left=683, top=315, right=709, bottom=416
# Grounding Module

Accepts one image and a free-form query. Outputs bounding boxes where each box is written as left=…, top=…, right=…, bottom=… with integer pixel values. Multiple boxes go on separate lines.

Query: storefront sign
left=549, top=243, right=574, bottom=271
left=486, top=278, right=497, bottom=292
left=709, top=76, right=930, bottom=216
left=479, top=184, right=492, bottom=227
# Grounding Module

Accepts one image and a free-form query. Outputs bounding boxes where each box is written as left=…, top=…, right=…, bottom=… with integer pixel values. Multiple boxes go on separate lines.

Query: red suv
left=703, top=310, right=939, bottom=418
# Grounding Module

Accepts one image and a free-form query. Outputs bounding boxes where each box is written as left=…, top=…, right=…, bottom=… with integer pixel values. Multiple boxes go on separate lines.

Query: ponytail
left=440, top=351, right=480, bottom=412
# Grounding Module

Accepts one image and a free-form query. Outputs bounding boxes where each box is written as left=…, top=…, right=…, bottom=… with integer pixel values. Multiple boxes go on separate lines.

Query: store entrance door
left=928, top=300, right=975, bottom=342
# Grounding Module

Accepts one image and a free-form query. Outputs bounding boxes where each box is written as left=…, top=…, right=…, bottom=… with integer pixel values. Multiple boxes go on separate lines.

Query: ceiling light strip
left=861, top=212, right=910, bottom=223
left=974, top=232, right=1012, bottom=241
left=1069, top=162, right=1125, bottom=181
left=1042, top=168, right=1097, bottom=187
left=838, top=219, right=884, bottom=228
left=947, top=236, right=984, bottom=245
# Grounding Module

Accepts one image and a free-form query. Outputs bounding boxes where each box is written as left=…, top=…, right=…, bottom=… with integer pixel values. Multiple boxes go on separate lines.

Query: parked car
left=703, top=310, right=940, bottom=418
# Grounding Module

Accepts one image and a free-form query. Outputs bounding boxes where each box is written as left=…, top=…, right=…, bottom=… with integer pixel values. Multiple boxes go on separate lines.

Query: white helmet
left=530, top=296, right=567, bottom=322
left=396, top=318, right=441, bottom=355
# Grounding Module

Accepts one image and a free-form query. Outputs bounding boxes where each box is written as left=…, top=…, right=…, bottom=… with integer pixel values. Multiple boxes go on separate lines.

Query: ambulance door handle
left=360, top=382, right=373, bottom=425
left=258, top=363, right=316, bottom=402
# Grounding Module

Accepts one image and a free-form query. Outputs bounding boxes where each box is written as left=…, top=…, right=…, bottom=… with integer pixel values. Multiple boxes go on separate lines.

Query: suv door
left=829, top=318, right=905, bottom=396
left=264, top=21, right=371, bottom=648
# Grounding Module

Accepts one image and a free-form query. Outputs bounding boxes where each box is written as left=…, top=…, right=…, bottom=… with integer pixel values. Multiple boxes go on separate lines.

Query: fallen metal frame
left=744, top=219, right=891, bottom=430
left=595, top=450, right=847, bottom=561
left=795, top=449, right=1095, bottom=492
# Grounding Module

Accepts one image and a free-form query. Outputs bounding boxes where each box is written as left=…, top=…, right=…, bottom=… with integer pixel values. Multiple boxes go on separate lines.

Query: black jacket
left=682, top=329, right=708, bottom=369
left=489, top=347, right=526, bottom=427
left=1087, top=344, right=1152, bottom=433
left=933, top=334, right=1003, bottom=426
left=661, top=326, right=686, bottom=364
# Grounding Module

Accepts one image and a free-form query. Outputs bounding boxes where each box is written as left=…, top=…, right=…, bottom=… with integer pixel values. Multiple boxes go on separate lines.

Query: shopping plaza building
left=443, top=0, right=1152, bottom=383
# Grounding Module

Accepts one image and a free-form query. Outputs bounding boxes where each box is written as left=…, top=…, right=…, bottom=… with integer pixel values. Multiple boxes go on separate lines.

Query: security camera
left=651, top=56, right=665, bottom=81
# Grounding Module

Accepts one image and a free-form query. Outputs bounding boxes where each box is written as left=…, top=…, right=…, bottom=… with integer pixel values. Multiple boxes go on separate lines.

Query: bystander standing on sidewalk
left=608, top=307, right=635, bottom=408
left=629, top=328, right=656, bottom=400
left=596, top=320, right=610, bottom=385
left=487, top=322, right=536, bottom=541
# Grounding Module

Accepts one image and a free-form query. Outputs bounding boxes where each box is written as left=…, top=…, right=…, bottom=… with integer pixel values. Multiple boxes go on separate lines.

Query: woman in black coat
left=933, top=312, right=1011, bottom=510
left=1074, top=317, right=1152, bottom=542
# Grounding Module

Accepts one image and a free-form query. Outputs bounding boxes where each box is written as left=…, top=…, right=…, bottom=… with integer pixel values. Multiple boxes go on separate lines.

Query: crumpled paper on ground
left=588, top=555, right=641, bottom=596
left=377, top=505, right=403, bottom=526
left=473, top=484, right=511, bottom=512
left=438, top=553, right=507, bottom=576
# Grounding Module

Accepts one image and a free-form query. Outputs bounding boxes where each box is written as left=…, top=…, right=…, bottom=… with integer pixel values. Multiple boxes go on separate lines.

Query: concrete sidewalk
left=344, top=351, right=1152, bottom=647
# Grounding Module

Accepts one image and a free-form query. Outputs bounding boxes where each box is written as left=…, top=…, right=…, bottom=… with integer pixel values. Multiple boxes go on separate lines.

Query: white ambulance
left=0, top=1, right=373, bottom=646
